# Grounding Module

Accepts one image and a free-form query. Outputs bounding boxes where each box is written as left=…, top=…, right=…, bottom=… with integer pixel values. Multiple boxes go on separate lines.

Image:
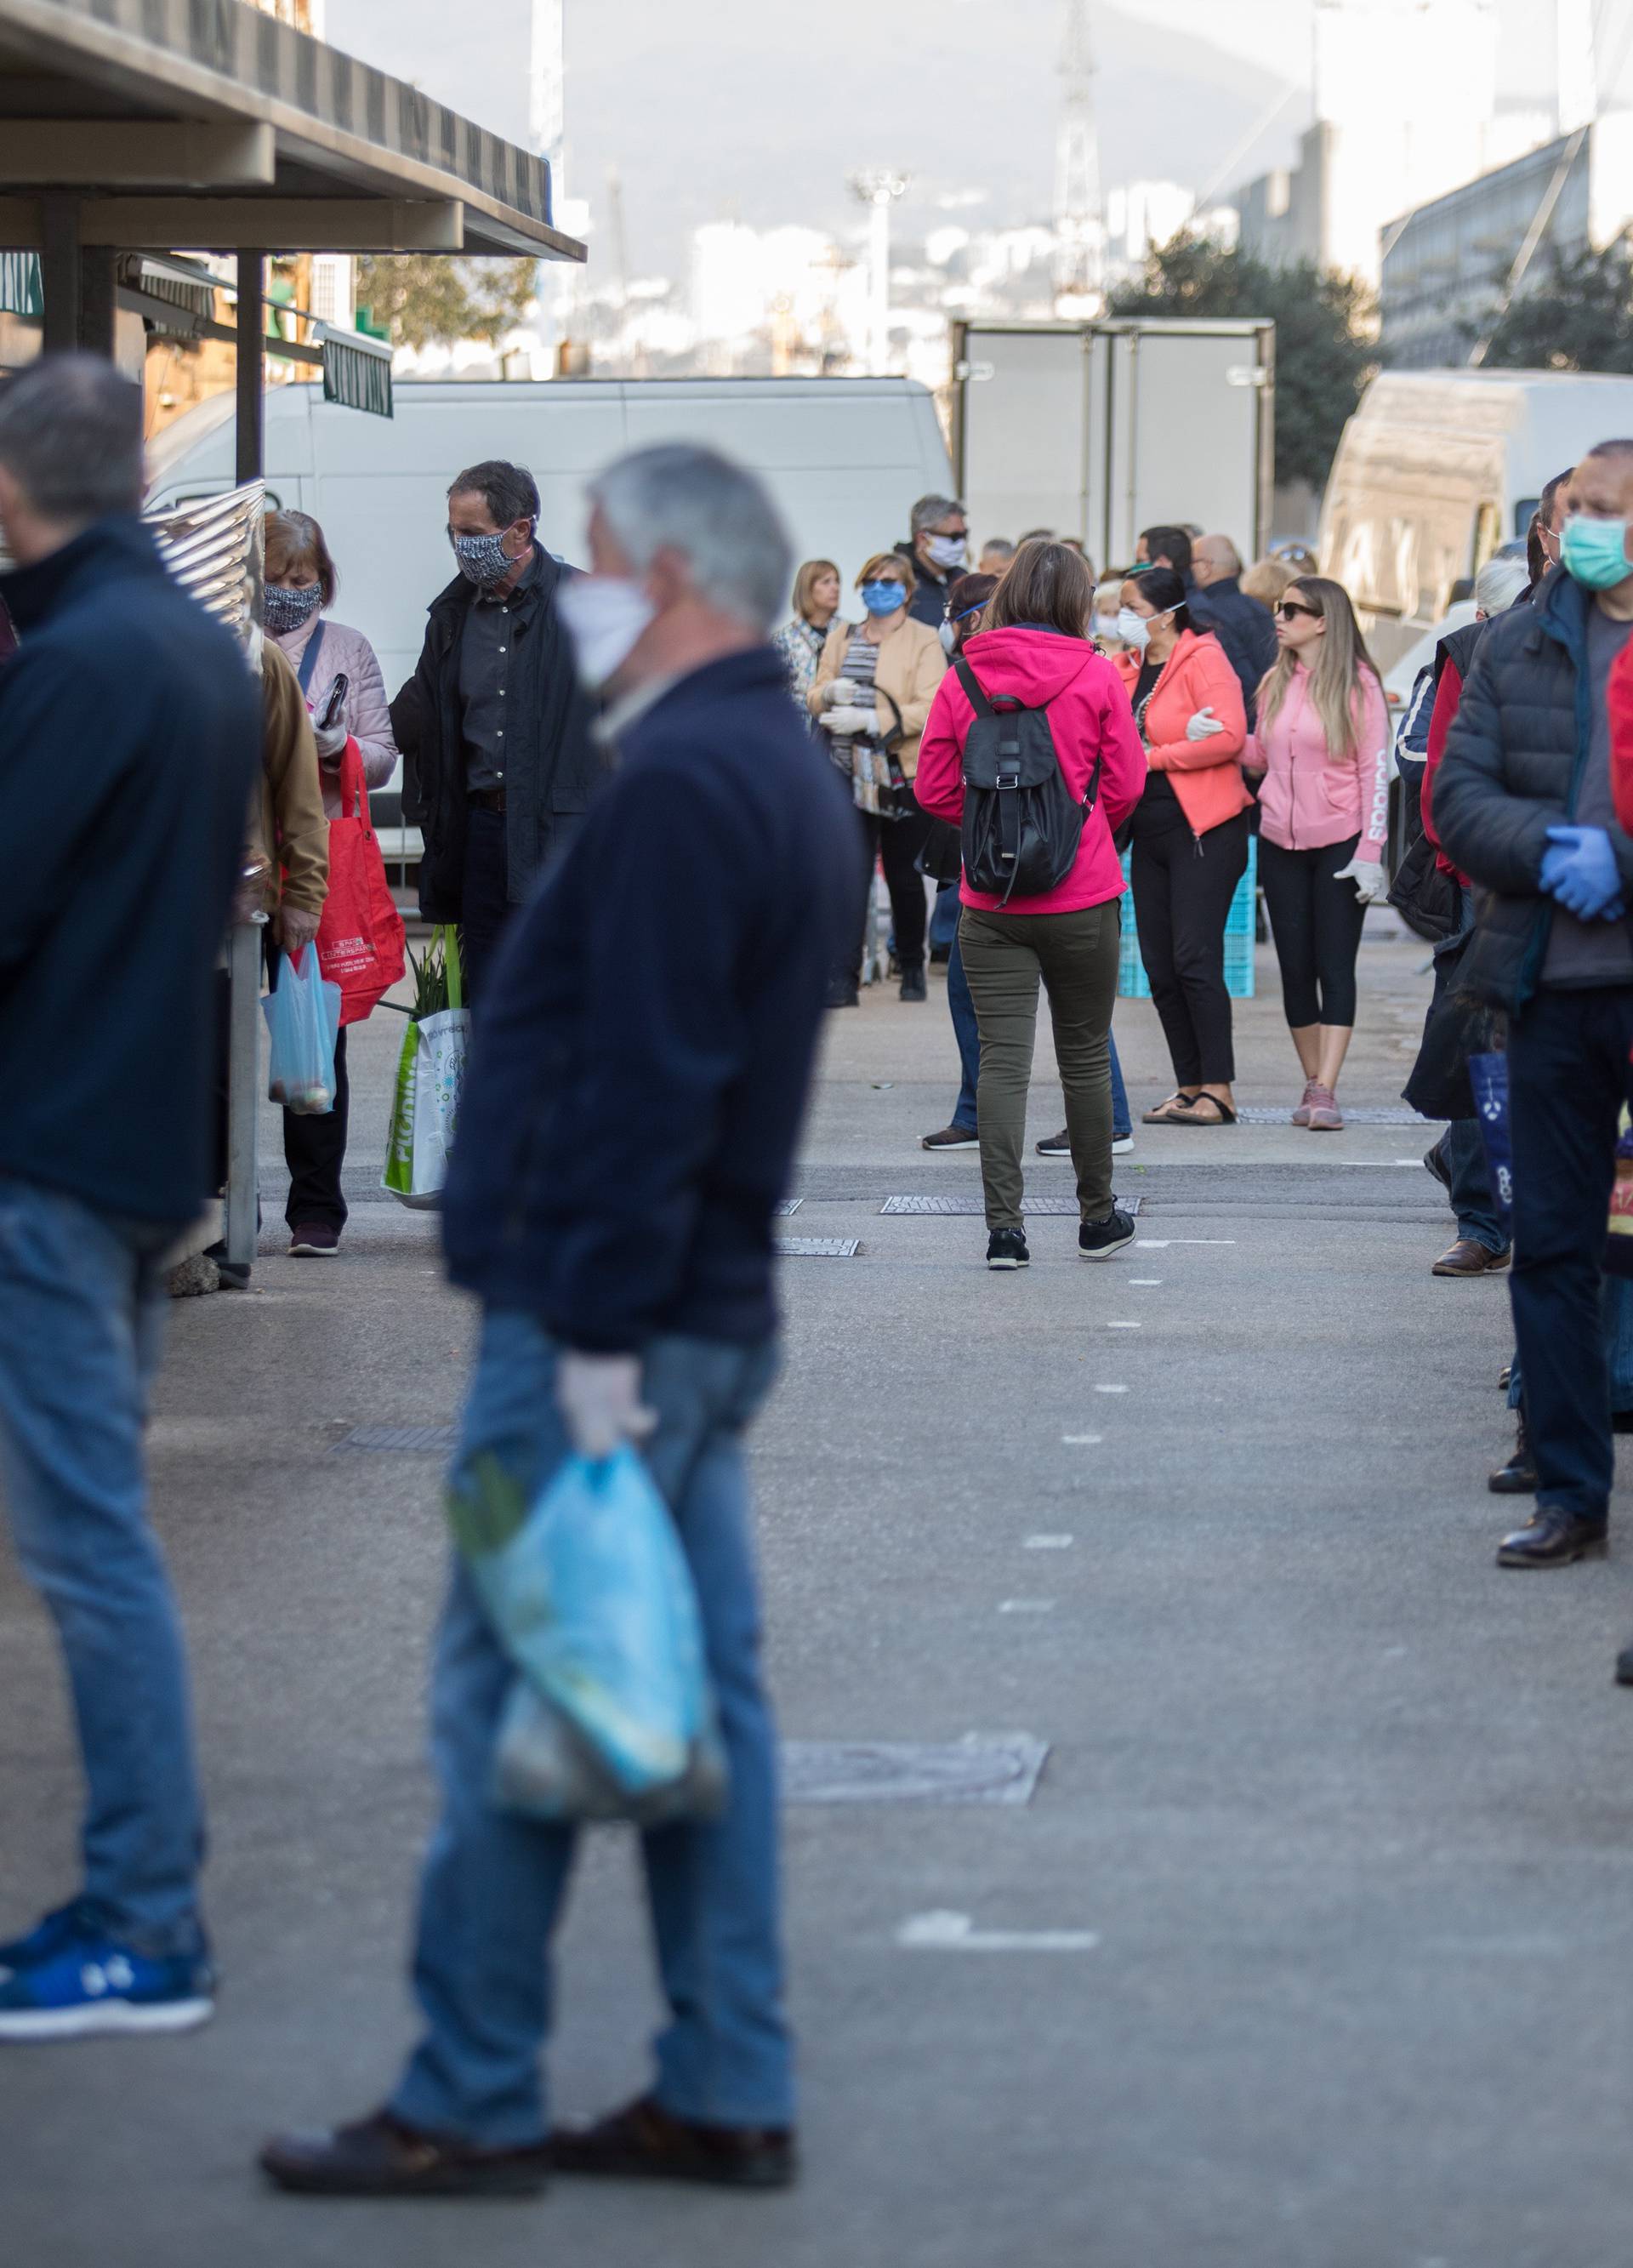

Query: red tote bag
left=315, top=738, right=407, bottom=1026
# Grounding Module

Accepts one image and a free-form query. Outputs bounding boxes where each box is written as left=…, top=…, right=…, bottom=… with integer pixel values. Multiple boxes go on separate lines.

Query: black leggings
left=1129, top=793, right=1249, bottom=1087
left=1258, top=832, right=1367, bottom=1027
left=847, top=790, right=931, bottom=977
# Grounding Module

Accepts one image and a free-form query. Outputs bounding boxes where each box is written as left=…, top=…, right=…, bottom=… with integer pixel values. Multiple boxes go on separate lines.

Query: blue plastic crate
left=1118, top=839, right=1257, bottom=1001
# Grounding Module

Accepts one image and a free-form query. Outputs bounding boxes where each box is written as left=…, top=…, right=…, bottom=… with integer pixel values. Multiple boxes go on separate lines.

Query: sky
left=326, top=0, right=1619, bottom=281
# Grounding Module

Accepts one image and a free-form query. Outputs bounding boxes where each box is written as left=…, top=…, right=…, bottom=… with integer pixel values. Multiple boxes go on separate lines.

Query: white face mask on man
left=555, top=573, right=657, bottom=688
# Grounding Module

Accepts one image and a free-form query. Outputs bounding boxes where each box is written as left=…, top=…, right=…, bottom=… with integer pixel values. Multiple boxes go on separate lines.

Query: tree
left=353, top=255, right=538, bottom=350
left=1474, top=236, right=1633, bottom=373
left=1107, top=234, right=1376, bottom=494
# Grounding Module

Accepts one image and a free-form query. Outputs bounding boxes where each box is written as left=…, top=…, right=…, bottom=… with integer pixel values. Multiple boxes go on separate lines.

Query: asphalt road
left=4, top=922, right=1633, bottom=2268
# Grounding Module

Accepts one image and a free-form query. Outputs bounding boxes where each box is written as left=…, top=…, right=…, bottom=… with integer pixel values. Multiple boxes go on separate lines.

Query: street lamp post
left=847, top=168, right=908, bottom=376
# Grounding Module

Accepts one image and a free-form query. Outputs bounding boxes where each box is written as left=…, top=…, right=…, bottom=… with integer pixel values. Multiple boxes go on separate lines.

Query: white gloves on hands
left=555, top=1350, right=657, bottom=1464
left=822, top=704, right=877, bottom=736
left=313, top=719, right=349, bottom=762
left=1186, top=706, right=1227, bottom=743
left=1334, top=856, right=1391, bottom=905
left=822, top=678, right=861, bottom=710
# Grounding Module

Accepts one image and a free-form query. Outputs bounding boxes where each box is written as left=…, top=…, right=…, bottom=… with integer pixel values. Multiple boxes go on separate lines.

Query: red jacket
left=1610, top=633, right=1633, bottom=835
left=916, top=625, right=1145, bottom=915
left=1112, top=630, right=1252, bottom=837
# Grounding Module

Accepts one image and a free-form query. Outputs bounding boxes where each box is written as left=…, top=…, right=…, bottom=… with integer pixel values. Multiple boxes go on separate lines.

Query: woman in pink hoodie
left=1243, top=576, right=1390, bottom=1132
left=916, top=541, right=1146, bottom=1269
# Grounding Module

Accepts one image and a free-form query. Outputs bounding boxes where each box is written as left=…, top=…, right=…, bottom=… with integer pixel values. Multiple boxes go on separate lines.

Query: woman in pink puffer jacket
left=264, top=509, right=401, bottom=1255
left=1243, top=576, right=1390, bottom=1133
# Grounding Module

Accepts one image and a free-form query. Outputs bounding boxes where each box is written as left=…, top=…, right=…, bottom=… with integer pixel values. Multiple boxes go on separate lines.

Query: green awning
left=321, top=328, right=392, bottom=419
left=0, top=249, right=40, bottom=317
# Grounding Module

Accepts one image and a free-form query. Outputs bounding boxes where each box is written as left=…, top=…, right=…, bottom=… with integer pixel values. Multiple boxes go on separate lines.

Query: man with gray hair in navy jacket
left=263, top=446, right=858, bottom=2201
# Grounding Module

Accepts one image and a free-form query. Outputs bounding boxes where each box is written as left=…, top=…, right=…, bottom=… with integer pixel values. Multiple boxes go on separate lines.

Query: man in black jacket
left=0, top=356, right=258, bottom=2036
left=262, top=443, right=859, bottom=2201
left=1437, top=440, right=1633, bottom=1569
left=894, top=491, right=970, bottom=628
left=391, top=459, right=601, bottom=1000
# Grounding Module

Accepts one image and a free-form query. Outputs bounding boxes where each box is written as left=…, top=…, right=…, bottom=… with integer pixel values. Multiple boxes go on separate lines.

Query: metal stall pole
left=224, top=250, right=266, bottom=1274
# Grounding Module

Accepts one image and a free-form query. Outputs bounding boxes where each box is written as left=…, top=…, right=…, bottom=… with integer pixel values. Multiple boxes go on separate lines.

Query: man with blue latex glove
left=1540, top=823, right=1625, bottom=920
left=1437, top=439, right=1633, bottom=1576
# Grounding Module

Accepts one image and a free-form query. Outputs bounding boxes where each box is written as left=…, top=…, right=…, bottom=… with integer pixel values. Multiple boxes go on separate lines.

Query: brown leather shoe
left=1432, top=1239, right=1511, bottom=1277
left=259, top=2108, right=551, bottom=2197
left=552, top=2094, right=796, bottom=2191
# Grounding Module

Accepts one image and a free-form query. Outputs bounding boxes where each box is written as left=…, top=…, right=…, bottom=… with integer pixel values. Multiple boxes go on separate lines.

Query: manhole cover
left=332, top=1423, right=456, bottom=1455
left=782, top=1735, right=1048, bottom=1805
left=777, top=1235, right=861, bottom=1257
left=879, top=1194, right=1143, bottom=1217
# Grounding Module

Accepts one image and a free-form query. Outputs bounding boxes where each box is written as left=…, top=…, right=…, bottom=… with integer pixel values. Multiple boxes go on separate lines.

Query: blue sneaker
left=0, top=1918, right=213, bottom=2040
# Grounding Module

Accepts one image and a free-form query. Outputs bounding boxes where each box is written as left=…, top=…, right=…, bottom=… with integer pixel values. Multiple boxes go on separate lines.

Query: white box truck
left=1320, top=368, right=1633, bottom=670
left=144, top=373, right=956, bottom=841
left=952, top=316, right=1275, bottom=571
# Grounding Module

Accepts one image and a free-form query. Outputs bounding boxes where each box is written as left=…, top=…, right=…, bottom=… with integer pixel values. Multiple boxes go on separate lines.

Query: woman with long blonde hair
left=1242, top=575, right=1391, bottom=1131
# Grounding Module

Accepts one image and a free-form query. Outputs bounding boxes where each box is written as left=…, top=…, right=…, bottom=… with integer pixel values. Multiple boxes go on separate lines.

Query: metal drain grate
left=879, top=1194, right=1143, bottom=1217
left=332, top=1423, right=456, bottom=1455
left=782, top=1735, right=1048, bottom=1805
left=1235, top=1105, right=1440, bottom=1126
left=777, top=1235, right=861, bottom=1257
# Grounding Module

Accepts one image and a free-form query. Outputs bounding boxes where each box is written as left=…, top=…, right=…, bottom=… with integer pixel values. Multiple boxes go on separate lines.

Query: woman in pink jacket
left=916, top=540, right=1146, bottom=1269
left=1243, top=576, right=1390, bottom=1132
left=265, top=509, right=400, bottom=1254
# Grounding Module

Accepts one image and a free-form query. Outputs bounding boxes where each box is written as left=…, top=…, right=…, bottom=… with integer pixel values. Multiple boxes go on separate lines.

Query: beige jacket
left=807, top=613, right=947, bottom=779
left=246, top=642, right=329, bottom=919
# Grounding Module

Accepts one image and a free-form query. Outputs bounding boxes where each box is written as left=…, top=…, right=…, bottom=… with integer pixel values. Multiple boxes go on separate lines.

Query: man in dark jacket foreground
left=1436, top=439, right=1633, bottom=1569
left=0, top=356, right=259, bottom=2035
left=263, top=444, right=859, bottom=2200
left=391, top=459, right=601, bottom=1000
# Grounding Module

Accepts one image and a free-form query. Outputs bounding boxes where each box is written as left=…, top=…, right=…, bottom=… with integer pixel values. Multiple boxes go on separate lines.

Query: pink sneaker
left=1306, top=1086, right=1344, bottom=1131
left=1292, top=1079, right=1321, bottom=1127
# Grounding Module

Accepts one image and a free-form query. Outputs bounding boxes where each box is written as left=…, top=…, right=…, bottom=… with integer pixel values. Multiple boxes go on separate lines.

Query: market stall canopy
left=0, top=0, right=586, bottom=259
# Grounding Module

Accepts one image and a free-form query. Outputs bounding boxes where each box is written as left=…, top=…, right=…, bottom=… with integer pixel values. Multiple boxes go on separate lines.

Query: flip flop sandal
left=1141, top=1091, right=1200, bottom=1125
left=1165, top=1095, right=1238, bottom=1126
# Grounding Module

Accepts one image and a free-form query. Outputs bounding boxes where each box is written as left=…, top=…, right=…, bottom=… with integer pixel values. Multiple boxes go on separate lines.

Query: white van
left=1318, top=368, right=1633, bottom=669
left=145, top=374, right=956, bottom=833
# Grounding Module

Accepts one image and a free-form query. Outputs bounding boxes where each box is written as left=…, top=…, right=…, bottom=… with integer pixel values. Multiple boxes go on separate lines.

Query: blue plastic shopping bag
left=263, top=946, right=342, bottom=1116
left=452, top=1445, right=727, bottom=1824
left=1468, top=1051, right=1511, bottom=1220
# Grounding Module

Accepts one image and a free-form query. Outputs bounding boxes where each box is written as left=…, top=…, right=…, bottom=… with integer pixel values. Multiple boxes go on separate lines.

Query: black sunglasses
left=1277, top=599, right=1323, bottom=622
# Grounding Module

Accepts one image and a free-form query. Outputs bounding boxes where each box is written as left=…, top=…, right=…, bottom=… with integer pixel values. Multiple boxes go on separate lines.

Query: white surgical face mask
left=1116, top=607, right=1151, bottom=652
left=926, top=533, right=967, bottom=572
left=939, top=619, right=958, bottom=654
left=1092, top=613, right=1121, bottom=646
left=555, top=573, right=656, bottom=688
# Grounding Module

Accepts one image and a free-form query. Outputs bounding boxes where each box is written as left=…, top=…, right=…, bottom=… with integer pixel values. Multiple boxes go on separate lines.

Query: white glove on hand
left=822, top=678, right=862, bottom=710
left=313, top=719, right=349, bottom=762
left=555, top=1350, right=657, bottom=1463
left=1334, top=855, right=1391, bottom=905
left=822, top=704, right=877, bottom=736
left=1186, top=706, right=1227, bottom=743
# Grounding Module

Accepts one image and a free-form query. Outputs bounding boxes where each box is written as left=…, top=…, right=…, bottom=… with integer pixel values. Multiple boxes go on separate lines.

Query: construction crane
left=1054, top=0, right=1103, bottom=311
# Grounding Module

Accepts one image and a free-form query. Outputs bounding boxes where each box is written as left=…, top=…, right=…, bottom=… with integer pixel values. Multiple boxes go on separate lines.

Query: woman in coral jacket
left=1113, top=566, right=1251, bottom=1127
left=1243, top=576, right=1391, bottom=1133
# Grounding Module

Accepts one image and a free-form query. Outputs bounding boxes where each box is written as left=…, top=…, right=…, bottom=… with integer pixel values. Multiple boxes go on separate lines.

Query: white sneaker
left=1111, top=1135, right=1135, bottom=1155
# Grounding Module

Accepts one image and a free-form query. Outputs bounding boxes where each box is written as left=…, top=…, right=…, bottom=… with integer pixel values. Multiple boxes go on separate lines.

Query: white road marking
left=999, top=1599, right=1055, bottom=1614
left=896, top=1911, right=1100, bottom=1953
left=1025, top=1534, right=1075, bottom=1549
left=1093, top=1383, right=1129, bottom=1394
left=1171, top=1239, right=1237, bottom=1246
left=1061, top=1433, right=1102, bottom=1445
left=1129, top=1278, right=1163, bottom=1285
left=1135, top=1239, right=1170, bottom=1248
left=1107, top=1320, right=1140, bottom=1330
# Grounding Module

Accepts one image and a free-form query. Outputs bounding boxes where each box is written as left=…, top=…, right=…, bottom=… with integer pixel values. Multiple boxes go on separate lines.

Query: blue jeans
left=1439, top=1117, right=1507, bottom=1257
left=1506, top=985, right=1633, bottom=1518
left=0, top=1177, right=204, bottom=1954
left=947, top=928, right=1131, bottom=1140
left=1510, top=1274, right=1633, bottom=1415
left=391, top=1311, right=791, bottom=2147
left=930, top=880, right=961, bottom=950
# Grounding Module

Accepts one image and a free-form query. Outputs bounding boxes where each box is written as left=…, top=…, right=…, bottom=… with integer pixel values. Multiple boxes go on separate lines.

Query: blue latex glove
left=1541, top=825, right=1625, bottom=920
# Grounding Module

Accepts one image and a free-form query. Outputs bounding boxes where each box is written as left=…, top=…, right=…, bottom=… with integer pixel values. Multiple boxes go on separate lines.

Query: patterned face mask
left=265, top=581, right=321, bottom=633
left=451, top=528, right=516, bottom=586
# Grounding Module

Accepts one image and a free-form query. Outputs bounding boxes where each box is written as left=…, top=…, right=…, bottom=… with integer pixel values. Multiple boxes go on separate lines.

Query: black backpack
left=954, top=657, right=1103, bottom=905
